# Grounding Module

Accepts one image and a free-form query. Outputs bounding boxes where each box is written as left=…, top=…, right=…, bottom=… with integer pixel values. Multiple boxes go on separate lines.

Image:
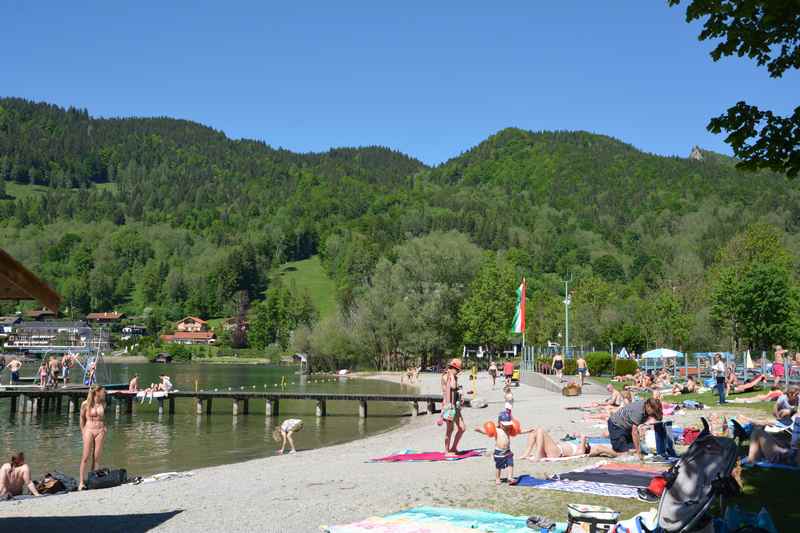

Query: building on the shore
left=4, top=320, right=97, bottom=353
left=121, top=324, right=147, bottom=341
left=0, top=315, right=21, bottom=336
left=176, top=316, right=209, bottom=333
left=86, top=311, right=126, bottom=324
left=24, top=308, right=57, bottom=321
left=160, top=331, right=216, bottom=345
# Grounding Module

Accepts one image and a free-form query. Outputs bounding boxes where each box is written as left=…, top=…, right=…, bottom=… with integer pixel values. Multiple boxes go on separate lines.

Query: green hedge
left=613, top=358, right=639, bottom=376
left=585, top=352, right=613, bottom=376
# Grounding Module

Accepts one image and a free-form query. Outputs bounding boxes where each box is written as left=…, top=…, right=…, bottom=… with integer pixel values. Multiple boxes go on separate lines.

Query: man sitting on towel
left=607, top=398, right=663, bottom=457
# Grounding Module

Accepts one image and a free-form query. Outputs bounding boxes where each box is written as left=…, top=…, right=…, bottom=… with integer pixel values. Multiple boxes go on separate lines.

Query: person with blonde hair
left=78, top=385, right=107, bottom=490
left=273, top=419, right=304, bottom=454
left=0, top=452, right=40, bottom=499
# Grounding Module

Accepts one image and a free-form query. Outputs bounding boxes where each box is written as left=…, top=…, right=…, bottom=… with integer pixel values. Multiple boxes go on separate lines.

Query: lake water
left=0, top=363, right=414, bottom=479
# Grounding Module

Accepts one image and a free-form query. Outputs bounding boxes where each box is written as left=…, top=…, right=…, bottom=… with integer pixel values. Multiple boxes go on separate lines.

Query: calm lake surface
left=0, top=363, right=414, bottom=479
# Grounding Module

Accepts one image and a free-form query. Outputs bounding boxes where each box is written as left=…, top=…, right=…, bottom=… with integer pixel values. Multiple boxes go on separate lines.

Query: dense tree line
left=1, top=98, right=799, bottom=367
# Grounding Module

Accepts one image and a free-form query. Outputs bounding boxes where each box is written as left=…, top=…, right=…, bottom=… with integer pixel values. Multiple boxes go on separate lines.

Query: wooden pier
left=0, top=388, right=442, bottom=418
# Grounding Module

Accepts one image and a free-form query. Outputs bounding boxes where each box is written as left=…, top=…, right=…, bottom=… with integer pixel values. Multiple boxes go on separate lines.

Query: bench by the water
left=0, top=388, right=442, bottom=418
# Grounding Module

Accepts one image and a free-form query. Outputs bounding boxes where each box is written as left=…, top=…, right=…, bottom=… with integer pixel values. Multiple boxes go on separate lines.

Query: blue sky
left=2, top=1, right=797, bottom=165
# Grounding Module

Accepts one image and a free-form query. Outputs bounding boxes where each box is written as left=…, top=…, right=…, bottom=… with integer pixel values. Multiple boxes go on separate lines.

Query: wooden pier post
left=115, top=401, right=121, bottom=416
left=10, top=396, right=17, bottom=413
left=68, top=397, right=76, bottom=414
left=206, top=398, right=213, bottom=415
left=168, top=397, right=176, bottom=415
left=232, top=399, right=241, bottom=416
left=265, top=399, right=278, bottom=417
left=316, top=399, right=327, bottom=417
left=126, top=398, right=133, bottom=414
left=409, top=401, right=419, bottom=417
left=157, top=398, right=164, bottom=416
left=56, top=396, right=62, bottom=414
left=43, top=397, right=50, bottom=413
left=427, top=400, right=436, bottom=414
left=196, top=398, right=203, bottom=415
left=34, top=397, right=41, bottom=414
left=243, top=399, right=249, bottom=415
left=358, top=400, right=367, bottom=418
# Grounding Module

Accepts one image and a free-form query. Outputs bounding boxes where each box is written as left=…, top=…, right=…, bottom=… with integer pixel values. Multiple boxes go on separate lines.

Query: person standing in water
left=441, top=358, right=465, bottom=456
left=79, top=385, right=107, bottom=490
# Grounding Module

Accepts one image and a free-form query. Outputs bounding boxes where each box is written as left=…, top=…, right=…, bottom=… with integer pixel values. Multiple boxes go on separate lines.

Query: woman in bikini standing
left=441, top=358, right=465, bottom=456
left=551, top=353, right=565, bottom=382
left=79, top=385, right=107, bottom=490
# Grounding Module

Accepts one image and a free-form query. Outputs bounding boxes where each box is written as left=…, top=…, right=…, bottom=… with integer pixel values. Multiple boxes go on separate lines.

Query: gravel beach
left=1, top=373, right=631, bottom=532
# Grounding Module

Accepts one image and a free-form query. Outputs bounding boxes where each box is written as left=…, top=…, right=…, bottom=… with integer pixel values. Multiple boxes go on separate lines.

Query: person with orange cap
left=441, top=358, right=465, bottom=456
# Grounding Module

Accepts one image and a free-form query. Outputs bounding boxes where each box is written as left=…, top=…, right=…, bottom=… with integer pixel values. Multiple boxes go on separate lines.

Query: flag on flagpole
left=511, top=278, right=526, bottom=334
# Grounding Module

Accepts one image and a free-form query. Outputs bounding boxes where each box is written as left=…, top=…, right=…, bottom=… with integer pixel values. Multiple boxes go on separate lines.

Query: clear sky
left=2, top=1, right=797, bottom=165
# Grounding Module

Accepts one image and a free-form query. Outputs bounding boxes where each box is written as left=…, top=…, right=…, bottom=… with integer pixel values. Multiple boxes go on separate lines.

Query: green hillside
left=274, top=256, right=336, bottom=321
left=1, top=98, right=798, bottom=365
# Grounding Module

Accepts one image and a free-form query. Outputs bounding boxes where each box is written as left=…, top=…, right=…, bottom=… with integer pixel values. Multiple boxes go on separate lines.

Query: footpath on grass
left=1, top=371, right=788, bottom=531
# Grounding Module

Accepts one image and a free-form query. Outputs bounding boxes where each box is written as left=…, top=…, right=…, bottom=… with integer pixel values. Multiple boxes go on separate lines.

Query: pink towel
left=371, top=449, right=484, bottom=462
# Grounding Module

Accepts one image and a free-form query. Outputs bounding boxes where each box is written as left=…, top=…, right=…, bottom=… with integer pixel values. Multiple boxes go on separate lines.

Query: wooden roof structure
left=0, top=248, right=61, bottom=313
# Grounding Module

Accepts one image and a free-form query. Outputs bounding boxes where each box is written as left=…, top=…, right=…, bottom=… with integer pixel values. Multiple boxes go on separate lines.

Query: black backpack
left=87, top=468, right=127, bottom=490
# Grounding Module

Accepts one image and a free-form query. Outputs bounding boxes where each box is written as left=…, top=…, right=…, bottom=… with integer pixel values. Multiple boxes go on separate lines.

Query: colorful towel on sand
left=514, top=475, right=554, bottom=487
left=597, top=463, right=666, bottom=474
left=370, top=449, right=484, bottom=462
left=323, top=506, right=530, bottom=533
left=535, top=479, right=640, bottom=499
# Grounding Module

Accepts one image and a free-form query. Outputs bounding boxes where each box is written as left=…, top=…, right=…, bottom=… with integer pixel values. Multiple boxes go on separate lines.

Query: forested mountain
left=2, top=98, right=798, bottom=364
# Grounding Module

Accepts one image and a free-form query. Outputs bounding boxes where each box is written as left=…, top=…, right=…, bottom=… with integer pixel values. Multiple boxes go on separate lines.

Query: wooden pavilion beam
left=0, top=248, right=61, bottom=313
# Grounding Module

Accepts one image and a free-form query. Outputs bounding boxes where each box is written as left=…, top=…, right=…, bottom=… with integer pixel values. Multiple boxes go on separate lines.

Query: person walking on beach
left=502, top=358, right=514, bottom=387
left=274, top=419, right=304, bottom=454
left=79, top=385, right=107, bottom=490
left=488, top=360, right=498, bottom=388
left=441, top=358, right=465, bottom=457
left=551, top=353, right=564, bottom=382
left=713, top=353, right=727, bottom=405
left=576, top=356, right=588, bottom=387
left=0, top=452, right=40, bottom=499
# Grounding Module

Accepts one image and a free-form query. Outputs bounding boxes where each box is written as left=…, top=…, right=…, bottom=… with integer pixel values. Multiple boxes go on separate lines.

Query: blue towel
left=740, top=459, right=800, bottom=471
left=514, top=475, right=554, bottom=487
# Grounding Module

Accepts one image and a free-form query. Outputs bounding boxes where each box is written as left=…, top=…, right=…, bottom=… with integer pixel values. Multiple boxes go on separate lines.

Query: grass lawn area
left=4, top=181, right=51, bottom=199
left=589, top=377, right=776, bottom=416
left=274, top=255, right=336, bottom=320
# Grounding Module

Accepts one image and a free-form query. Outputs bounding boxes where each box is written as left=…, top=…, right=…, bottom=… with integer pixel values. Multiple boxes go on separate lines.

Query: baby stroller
left=656, top=418, right=740, bottom=532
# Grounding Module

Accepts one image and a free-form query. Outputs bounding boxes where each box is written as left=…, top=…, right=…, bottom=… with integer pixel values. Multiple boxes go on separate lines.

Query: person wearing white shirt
left=712, top=353, right=727, bottom=404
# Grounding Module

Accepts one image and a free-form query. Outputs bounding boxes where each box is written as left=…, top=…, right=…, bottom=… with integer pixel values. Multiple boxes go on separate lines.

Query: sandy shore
left=1, top=373, right=628, bottom=532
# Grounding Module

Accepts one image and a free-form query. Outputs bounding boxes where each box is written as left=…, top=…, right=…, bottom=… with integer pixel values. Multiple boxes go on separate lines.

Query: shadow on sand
left=2, top=510, right=183, bottom=533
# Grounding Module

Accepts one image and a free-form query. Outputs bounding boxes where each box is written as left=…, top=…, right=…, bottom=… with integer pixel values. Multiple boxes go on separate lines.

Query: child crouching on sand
left=273, top=419, right=304, bottom=454
left=475, top=411, right=532, bottom=485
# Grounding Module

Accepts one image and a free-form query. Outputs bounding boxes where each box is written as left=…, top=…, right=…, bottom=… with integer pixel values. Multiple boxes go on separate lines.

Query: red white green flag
left=511, top=278, right=526, bottom=334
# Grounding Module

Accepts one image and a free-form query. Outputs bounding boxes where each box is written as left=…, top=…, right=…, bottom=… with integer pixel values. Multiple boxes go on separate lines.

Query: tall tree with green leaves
left=670, top=0, right=800, bottom=176
left=459, top=255, right=518, bottom=352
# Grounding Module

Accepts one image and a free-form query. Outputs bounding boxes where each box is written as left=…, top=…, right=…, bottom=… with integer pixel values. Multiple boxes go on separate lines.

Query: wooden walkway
left=0, top=387, right=443, bottom=418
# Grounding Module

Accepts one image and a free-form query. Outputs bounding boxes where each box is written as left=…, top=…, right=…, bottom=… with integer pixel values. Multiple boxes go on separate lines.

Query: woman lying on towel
left=520, top=430, right=619, bottom=461
left=670, top=376, right=698, bottom=396
left=729, top=374, right=767, bottom=394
